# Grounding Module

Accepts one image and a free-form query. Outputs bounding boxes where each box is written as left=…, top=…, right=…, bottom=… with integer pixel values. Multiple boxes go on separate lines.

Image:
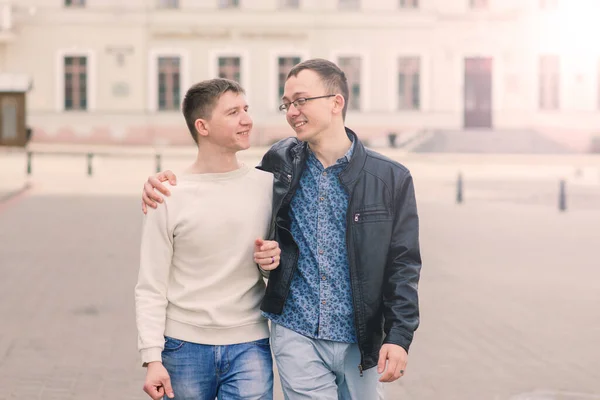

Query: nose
left=240, top=112, right=253, bottom=126
left=286, top=103, right=300, bottom=117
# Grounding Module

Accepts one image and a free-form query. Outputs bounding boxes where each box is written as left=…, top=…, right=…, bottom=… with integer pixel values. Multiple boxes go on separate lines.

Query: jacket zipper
left=268, top=173, right=292, bottom=239
left=344, top=184, right=366, bottom=377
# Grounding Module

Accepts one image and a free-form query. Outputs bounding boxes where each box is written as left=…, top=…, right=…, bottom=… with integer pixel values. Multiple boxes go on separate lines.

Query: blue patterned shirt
left=265, top=139, right=357, bottom=343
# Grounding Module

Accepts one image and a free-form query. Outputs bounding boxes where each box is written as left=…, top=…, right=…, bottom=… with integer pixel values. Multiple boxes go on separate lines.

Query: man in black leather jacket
left=142, top=59, right=421, bottom=399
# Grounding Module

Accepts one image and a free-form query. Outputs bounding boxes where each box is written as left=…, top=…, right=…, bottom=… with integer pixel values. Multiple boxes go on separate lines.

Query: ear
left=195, top=118, right=209, bottom=138
left=332, top=94, right=345, bottom=116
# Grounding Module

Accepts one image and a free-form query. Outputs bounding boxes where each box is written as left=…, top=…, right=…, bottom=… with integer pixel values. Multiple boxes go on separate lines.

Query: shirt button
left=322, top=300, right=326, bottom=305
left=322, top=275, right=326, bottom=280
left=319, top=197, right=325, bottom=201
left=322, top=171, right=327, bottom=176
left=319, top=249, right=324, bottom=255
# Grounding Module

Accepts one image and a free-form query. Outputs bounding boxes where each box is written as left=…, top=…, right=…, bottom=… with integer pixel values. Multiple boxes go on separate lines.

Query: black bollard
left=456, top=172, right=463, bottom=204
left=26, top=152, right=32, bottom=176
left=155, top=154, right=162, bottom=174
left=559, top=179, right=566, bottom=212
left=87, top=153, right=93, bottom=176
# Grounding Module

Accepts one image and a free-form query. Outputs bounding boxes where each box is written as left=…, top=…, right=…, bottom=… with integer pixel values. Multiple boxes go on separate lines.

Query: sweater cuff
left=257, top=264, right=270, bottom=279
left=140, top=347, right=163, bottom=367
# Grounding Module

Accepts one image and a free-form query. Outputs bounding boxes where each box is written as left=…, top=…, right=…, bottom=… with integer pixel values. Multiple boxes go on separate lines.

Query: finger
left=164, top=170, right=177, bottom=185
left=144, top=181, right=166, bottom=203
left=142, top=190, right=158, bottom=209
left=148, top=177, right=171, bottom=197
left=142, top=199, right=147, bottom=214
left=254, top=249, right=280, bottom=259
left=143, top=383, right=160, bottom=399
left=377, top=348, right=387, bottom=374
left=391, top=363, right=405, bottom=382
left=259, top=241, right=278, bottom=251
left=162, top=376, right=175, bottom=399
left=260, top=260, right=279, bottom=271
left=255, top=238, right=264, bottom=249
left=154, top=386, right=165, bottom=400
left=380, top=359, right=398, bottom=383
left=254, top=255, right=280, bottom=265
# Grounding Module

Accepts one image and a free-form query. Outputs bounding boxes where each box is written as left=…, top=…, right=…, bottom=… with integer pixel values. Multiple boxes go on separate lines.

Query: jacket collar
left=291, top=127, right=366, bottom=185
left=339, top=127, right=367, bottom=186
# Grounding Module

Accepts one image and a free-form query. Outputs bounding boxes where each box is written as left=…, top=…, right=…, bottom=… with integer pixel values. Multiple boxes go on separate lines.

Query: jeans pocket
left=163, top=336, right=186, bottom=352
left=251, top=337, right=271, bottom=349
left=271, top=324, right=284, bottom=356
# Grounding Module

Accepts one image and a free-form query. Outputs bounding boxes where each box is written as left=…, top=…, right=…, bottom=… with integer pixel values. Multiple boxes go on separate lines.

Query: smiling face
left=282, top=69, right=342, bottom=144
left=198, top=90, right=253, bottom=152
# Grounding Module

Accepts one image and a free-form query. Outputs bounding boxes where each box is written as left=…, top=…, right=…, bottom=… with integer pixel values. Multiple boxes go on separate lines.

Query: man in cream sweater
left=135, top=78, right=281, bottom=400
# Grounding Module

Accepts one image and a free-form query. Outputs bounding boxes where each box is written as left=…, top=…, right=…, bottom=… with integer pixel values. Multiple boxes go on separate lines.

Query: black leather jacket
left=257, top=128, right=422, bottom=372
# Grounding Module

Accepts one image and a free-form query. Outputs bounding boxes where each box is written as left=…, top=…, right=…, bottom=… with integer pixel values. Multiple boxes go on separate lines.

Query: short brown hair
left=182, top=78, right=245, bottom=144
left=287, top=58, right=349, bottom=120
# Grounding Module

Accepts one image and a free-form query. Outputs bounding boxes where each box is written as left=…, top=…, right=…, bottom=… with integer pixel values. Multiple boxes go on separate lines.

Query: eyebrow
left=224, top=105, right=248, bottom=113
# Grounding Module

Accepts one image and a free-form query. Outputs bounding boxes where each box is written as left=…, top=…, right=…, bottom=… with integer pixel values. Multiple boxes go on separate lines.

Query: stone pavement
left=1, top=147, right=600, bottom=399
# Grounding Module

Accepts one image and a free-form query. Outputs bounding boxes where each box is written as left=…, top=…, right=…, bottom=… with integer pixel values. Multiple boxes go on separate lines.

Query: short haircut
left=287, top=58, right=350, bottom=120
left=182, top=78, right=245, bottom=144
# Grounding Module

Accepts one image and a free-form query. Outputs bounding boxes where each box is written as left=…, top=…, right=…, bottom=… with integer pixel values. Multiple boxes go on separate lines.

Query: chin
left=237, top=141, right=251, bottom=151
left=295, top=129, right=313, bottom=142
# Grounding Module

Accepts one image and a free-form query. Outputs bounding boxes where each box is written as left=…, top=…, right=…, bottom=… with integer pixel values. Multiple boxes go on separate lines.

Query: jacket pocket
left=273, top=169, right=292, bottom=185
left=353, top=207, right=391, bottom=224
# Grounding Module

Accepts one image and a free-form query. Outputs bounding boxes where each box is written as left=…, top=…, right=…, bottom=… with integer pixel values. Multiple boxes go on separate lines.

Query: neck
left=308, top=124, right=352, bottom=168
left=187, top=142, right=242, bottom=174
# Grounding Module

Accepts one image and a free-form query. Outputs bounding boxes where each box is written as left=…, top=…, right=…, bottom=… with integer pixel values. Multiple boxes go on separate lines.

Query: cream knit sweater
left=135, top=165, right=273, bottom=365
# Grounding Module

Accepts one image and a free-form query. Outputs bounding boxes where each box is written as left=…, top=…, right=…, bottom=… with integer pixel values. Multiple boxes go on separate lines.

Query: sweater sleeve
left=135, top=200, right=174, bottom=366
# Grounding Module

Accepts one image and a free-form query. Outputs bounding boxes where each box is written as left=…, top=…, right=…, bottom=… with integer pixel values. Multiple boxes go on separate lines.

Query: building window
left=399, top=0, right=419, bottom=8
left=338, top=56, right=361, bottom=111
left=218, top=57, right=241, bottom=82
left=278, top=56, right=301, bottom=99
left=64, top=56, right=87, bottom=111
left=1, top=98, right=17, bottom=140
left=398, top=57, right=420, bottom=110
left=158, top=57, right=181, bottom=111
left=219, top=0, right=240, bottom=8
left=157, top=0, right=179, bottom=8
left=65, top=0, right=85, bottom=7
left=539, top=55, right=559, bottom=110
left=279, top=0, right=299, bottom=8
left=470, top=0, right=488, bottom=9
left=339, top=0, right=360, bottom=9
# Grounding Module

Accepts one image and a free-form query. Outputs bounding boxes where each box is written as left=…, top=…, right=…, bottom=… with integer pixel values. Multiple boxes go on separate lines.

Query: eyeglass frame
left=278, top=94, right=337, bottom=112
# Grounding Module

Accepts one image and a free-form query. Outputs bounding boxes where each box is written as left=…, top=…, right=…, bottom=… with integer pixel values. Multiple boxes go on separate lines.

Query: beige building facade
left=0, top=0, right=599, bottom=150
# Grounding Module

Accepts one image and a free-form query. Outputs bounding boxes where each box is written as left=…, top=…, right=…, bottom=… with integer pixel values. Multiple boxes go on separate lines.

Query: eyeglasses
left=278, top=94, right=336, bottom=112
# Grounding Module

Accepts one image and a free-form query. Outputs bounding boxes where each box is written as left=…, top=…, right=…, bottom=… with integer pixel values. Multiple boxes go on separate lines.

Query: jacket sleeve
left=382, top=170, right=422, bottom=352
left=256, top=148, right=277, bottom=174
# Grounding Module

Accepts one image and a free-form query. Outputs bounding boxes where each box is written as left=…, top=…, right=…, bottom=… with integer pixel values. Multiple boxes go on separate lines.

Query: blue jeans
left=161, top=336, right=273, bottom=400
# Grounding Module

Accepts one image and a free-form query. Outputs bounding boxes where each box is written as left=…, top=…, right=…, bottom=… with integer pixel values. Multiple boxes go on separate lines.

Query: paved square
left=0, top=149, right=599, bottom=399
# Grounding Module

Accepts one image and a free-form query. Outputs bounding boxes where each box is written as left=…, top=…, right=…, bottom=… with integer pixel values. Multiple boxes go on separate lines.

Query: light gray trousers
left=270, top=323, right=385, bottom=400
